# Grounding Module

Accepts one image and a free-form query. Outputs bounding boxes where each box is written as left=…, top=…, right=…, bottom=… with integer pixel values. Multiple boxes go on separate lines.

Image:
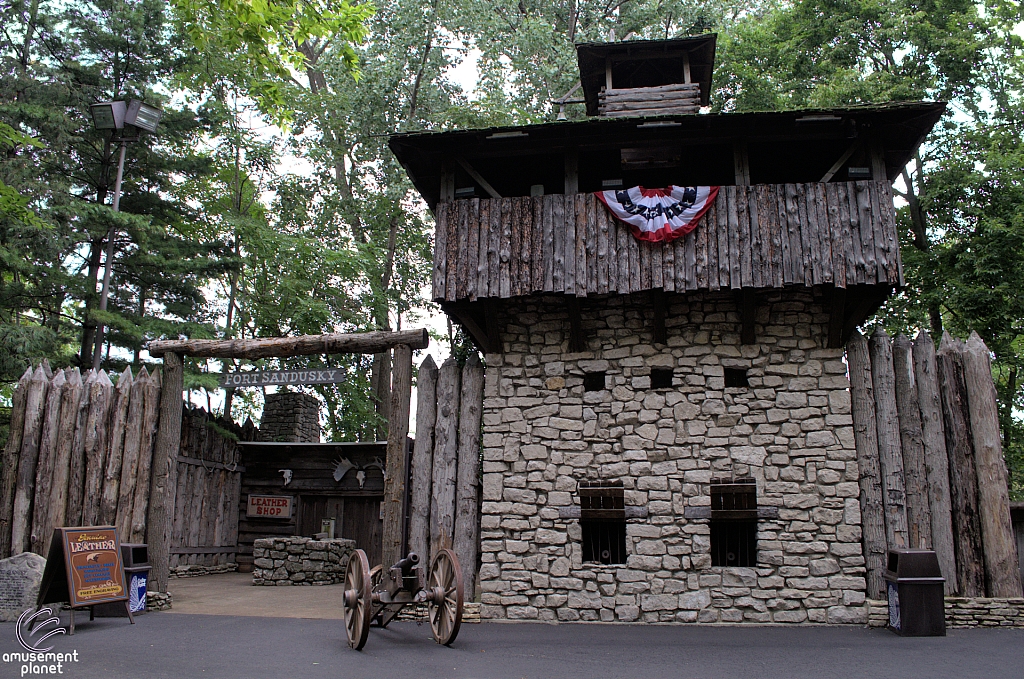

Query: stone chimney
left=258, top=392, right=321, bottom=442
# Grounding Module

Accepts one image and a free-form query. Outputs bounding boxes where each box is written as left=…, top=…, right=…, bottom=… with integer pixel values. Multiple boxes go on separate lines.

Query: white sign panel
left=247, top=495, right=294, bottom=518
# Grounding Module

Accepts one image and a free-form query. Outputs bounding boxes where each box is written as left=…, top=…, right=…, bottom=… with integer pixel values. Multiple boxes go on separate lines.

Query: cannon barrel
left=394, top=552, right=420, bottom=576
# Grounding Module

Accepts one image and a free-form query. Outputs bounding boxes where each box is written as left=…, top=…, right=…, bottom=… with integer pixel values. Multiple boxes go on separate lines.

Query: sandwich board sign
left=37, top=527, right=131, bottom=624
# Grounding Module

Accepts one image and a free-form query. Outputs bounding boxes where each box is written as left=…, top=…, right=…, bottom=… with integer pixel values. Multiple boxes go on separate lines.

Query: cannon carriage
left=343, top=547, right=464, bottom=650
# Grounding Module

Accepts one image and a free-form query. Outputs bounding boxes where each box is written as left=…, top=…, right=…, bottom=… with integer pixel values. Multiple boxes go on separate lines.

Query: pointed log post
left=962, top=332, right=1022, bottom=597
left=869, top=328, right=909, bottom=549
left=846, top=330, right=887, bottom=599
left=892, top=335, right=932, bottom=550
left=46, top=369, right=83, bottom=539
left=0, top=368, right=31, bottom=558
left=937, top=333, right=985, bottom=596
left=66, top=371, right=95, bottom=527
left=131, top=370, right=161, bottom=544
left=431, top=358, right=461, bottom=558
left=913, top=332, right=957, bottom=593
left=11, top=366, right=49, bottom=554
left=149, top=352, right=184, bottom=593
left=100, top=367, right=133, bottom=526
left=30, top=369, right=66, bottom=555
left=116, top=367, right=148, bottom=541
left=409, top=355, right=438, bottom=566
left=81, top=370, right=114, bottom=526
left=382, top=344, right=412, bottom=569
left=454, top=354, right=484, bottom=600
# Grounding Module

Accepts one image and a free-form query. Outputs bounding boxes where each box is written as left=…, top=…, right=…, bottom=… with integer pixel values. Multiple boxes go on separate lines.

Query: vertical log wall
left=411, top=354, right=484, bottom=594
left=0, top=366, right=162, bottom=559
left=848, top=330, right=1022, bottom=597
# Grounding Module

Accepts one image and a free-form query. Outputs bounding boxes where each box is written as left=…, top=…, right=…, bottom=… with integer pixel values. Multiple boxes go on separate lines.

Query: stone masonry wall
left=259, top=392, right=321, bottom=443
left=252, top=537, right=354, bottom=585
left=479, top=289, right=867, bottom=623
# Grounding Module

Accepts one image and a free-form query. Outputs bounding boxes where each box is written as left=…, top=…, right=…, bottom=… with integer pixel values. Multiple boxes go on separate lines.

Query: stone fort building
left=389, top=34, right=943, bottom=623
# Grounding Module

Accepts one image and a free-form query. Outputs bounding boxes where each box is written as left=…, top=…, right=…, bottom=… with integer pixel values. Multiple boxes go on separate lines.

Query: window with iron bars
left=579, top=480, right=626, bottom=565
left=710, top=479, right=758, bottom=568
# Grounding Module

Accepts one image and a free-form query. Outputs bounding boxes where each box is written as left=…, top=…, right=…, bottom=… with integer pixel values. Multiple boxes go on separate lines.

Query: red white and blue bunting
left=596, top=186, right=719, bottom=243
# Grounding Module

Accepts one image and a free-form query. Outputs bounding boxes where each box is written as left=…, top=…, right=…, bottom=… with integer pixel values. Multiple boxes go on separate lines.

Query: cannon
left=343, top=548, right=464, bottom=650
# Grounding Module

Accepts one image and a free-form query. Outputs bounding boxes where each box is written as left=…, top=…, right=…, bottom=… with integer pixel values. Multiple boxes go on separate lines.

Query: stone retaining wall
left=252, top=537, right=354, bottom=585
left=170, top=563, right=238, bottom=578
left=480, top=290, right=867, bottom=623
left=867, top=598, right=1024, bottom=628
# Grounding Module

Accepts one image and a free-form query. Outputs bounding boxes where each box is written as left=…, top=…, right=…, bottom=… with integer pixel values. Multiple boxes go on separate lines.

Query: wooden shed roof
left=389, top=101, right=946, bottom=211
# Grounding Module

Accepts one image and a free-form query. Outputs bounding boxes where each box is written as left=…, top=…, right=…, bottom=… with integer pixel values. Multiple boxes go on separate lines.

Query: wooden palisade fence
left=409, top=353, right=484, bottom=598
left=0, top=365, right=161, bottom=557
left=848, top=329, right=1022, bottom=599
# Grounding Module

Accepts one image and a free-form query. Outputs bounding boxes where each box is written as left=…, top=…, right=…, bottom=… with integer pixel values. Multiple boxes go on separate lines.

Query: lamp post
left=88, top=99, right=162, bottom=370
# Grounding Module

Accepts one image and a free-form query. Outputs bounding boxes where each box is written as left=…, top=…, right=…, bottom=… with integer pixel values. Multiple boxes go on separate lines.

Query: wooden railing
left=432, top=181, right=901, bottom=303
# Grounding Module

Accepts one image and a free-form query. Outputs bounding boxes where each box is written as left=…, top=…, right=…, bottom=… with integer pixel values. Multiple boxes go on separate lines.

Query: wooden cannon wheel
left=427, top=548, right=463, bottom=646
left=343, top=549, right=372, bottom=650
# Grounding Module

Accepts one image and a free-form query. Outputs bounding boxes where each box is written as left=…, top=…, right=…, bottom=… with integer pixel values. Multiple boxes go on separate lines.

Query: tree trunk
left=962, top=332, right=1022, bottom=597
left=0, top=368, right=31, bottom=558
left=869, top=328, right=909, bottom=549
left=79, top=237, right=104, bottom=366
left=454, top=354, right=484, bottom=600
left=936, top=333, right=985, bottom=596
left=846, top=330, right=887, bottom=599
left=430, top=358, right=460, bottom=557
left=912, top=331, right=957, bottom=593
left=409, top=355, right=438, bottom=566
left=892, top=335, right=932, bottom=550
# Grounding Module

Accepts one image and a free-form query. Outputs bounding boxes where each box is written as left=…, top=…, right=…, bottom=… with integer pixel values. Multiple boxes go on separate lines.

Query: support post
left=409, top=356, right=438, bottom=566
left=430, top=359, right=460, bottom=557
left=148, top=352, right=183, bottom=593
left=454, top=354, right=484, bottom=599
left=892, top=335, right=932, bottom=550
left=382, top=345, right=413, bottom=569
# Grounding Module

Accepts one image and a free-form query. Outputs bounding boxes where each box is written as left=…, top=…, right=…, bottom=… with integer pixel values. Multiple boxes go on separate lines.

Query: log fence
left=848, top=329, right=1022, bottom=598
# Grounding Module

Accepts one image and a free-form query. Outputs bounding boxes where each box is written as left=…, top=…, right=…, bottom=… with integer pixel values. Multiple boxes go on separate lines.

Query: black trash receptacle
left=94, top=543, right=150, bottom=617
left=883, top=549, right=945, bottom=636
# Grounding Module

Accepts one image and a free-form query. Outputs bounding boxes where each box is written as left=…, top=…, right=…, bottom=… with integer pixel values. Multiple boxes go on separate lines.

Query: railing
left=432, top=181, right=901, bottom=303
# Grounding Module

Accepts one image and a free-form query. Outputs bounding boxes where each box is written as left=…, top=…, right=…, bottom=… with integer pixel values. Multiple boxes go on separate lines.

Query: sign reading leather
left=37, top=527, right=127, bottom=610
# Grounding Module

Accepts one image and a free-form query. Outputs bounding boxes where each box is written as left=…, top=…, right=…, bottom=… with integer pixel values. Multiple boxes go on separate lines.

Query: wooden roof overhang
left=388, top=102, right=946, bottom=212
left=576, top=35, right=718, bottom=114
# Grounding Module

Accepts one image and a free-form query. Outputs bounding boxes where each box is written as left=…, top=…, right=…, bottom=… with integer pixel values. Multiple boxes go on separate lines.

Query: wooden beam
left=409, top=355, right=437, bottom=566
left=443, top=304, right=491, bottom=354
left=820, top=140, right=860, bottom=183
left=439, top=160, right=455, bottom=203
left=827, top=286, right=847, bottom=348
left=682, top=53, right=691, bottom=85
left=564, top=148, right=578, bottom=195
left=870, top=138, right=887, bottom=181
left=733, top=141, right=750, bottom=186
left=148, top=351, right=184, bottom=593
left=455, top=158, right=501, bottom=199
left=566, top=297, right=585, bottom=352
left=454, top=354, right=484, bottom=599
left=740, top=288, right=756, bottom=345
left=605, top=57, right=613, bottom=91
left=651, top=289, right=668, bottom=345
left=148, top=328, right=429, bottom=359
left=382, top=344, right=412, bottom=568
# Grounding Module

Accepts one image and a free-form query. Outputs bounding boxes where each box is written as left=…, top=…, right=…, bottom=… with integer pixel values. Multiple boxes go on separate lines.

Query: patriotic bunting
left=596, top=185, right=719, bottom=243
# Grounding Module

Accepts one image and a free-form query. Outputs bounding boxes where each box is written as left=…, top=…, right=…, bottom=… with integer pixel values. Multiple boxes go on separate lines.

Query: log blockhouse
left=390, top=36, right=946, bottom=624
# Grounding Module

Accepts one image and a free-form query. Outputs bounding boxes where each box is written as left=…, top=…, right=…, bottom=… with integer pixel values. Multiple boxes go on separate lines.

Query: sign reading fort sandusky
left=219, top=369, right=345, bottom=388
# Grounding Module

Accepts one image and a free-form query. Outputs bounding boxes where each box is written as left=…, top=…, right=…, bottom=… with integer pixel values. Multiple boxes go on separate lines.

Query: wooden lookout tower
left=390, top=36, right=945, bottom=624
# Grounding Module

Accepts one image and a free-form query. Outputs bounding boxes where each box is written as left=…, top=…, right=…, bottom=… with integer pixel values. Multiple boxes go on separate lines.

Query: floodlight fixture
left=90, top=101, right=127, bottom=130
left=124, top=100, right=162, bottom=133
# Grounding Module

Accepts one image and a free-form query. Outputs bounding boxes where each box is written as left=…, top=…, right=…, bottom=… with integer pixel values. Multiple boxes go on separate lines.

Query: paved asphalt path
left=0, top=612, right=1021, bottom=679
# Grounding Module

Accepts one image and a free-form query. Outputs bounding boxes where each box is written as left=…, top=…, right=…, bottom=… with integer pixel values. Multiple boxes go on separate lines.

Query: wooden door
left=341, top=497, right=383, bottom=566
left=298, top=496, right=345, bottom=538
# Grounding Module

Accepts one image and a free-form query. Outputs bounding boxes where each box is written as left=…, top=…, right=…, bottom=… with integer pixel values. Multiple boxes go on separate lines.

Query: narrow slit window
left=650, top=368, right=674, bottom=389
left=724, top=368, right=749, bottom=389
left=710, top=480, right=758, bottom=567
left=579, top=481, right=626, bottom=565
left=584, top=372, right=606, bottom=392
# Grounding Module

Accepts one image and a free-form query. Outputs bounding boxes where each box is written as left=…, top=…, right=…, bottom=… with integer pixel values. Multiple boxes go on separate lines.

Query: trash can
left=883, top=549, right=945, bottom=636
left=94, top=543, right=150, bottom=617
